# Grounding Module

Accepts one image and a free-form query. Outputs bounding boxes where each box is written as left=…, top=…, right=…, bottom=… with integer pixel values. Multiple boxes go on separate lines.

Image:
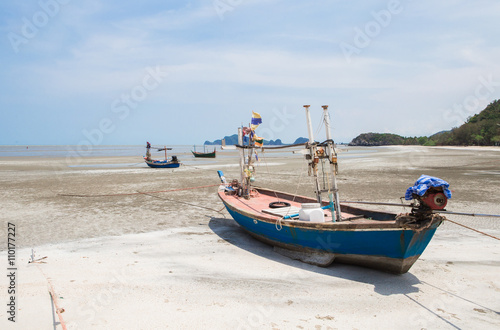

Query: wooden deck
left=220, top=190, right=361, bottom=222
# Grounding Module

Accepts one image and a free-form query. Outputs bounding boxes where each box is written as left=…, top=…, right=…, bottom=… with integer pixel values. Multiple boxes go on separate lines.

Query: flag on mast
left=242, top=126, right=252, bottom=136
left=253, top=134, right=264, bottom=147
left=251, top=111, right=262, bottom=130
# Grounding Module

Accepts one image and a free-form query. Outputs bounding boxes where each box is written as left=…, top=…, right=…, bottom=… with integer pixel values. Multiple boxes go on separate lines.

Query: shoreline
left=1, top=144, right=499, bottom=159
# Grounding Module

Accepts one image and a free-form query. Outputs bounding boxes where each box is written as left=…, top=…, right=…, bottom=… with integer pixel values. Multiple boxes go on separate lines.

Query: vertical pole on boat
left=304, top=105, right=322, bottom=204
left=238, top=127, right=245, bottom=192
left=164, top=146, right=167, bottom=160
left=245, top=123, right=255, bottom=197
left=322, top=105, right=342, bottom=221
left=304, top=105, right=315, bottom=144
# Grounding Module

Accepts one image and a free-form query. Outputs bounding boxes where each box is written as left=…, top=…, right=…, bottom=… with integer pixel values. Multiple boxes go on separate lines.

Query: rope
left=287, top=156, right=307, bottom=209
left=181, top=163, right=211, bottom=170
left=314, top=111, right=325, bottom=138
left=249, top=189, right=260, bottom=198
left=58, top=184, right=220, bottom=198
left=259, top=150, right=285, bottom=231
left=279, top=150, right=309, bottom=228
left=138, top=191, right=227, bottom=218
left=181, top=165, right=203, bottom=170
left=32, top=263, right=67, bottom=330
left=261, top=148, right=279, bottom=201
left=233, top=193, right=268, bottom=216
left=445, top=219, right=500, bottom=241
left=259, top=149, right=287, bottom=230
left=235, top=142, right=307, bottom=150
left=276, top=217, right=283, bottom=231
left=262, top=151, right=307, bottom=230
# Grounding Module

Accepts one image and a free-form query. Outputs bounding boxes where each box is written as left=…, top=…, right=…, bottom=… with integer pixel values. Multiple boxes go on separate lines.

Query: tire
left=269, top=201, right=291, bottom=208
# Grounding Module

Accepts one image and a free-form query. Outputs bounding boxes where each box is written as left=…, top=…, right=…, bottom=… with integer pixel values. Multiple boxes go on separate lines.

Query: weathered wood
left=262, top=206, right=301, bottom=217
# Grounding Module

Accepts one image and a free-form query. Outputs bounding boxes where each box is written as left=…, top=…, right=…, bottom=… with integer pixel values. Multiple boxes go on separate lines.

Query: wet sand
left=1, top=146, right=499, bottom=329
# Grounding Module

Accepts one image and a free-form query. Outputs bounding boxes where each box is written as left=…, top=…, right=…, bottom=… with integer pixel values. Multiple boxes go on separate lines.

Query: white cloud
left=1, top=0, right=500, bottom=144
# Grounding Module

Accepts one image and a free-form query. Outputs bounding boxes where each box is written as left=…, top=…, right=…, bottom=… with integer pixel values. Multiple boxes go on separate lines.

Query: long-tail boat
left=191, top=145, right=216, bottom=158
left=216, top=106, right=451, bottom=274
left=144, top=142, right=180, bottom=168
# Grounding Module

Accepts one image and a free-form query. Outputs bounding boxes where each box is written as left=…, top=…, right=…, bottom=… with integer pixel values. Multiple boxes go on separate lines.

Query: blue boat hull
left=220, top=193, right=442, bottom=274
left=145, top=160, right=180, bottom=168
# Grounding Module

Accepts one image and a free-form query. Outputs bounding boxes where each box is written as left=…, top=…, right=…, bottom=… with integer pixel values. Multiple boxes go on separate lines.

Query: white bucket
left=299, top=203, right=325, bottom=222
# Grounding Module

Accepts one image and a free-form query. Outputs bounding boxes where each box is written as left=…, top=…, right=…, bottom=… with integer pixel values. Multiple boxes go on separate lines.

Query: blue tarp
left=405, top=175, right=452, bottom=201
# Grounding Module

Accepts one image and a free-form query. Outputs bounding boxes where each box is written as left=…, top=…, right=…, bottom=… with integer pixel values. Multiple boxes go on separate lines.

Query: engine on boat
left=398, top=176, right=451, bottom=226
left=398, top=187, right=449, bottom=227
left=404, top=175, right=451, bottom=217
left=413, top=187, right=448, bottom=211
left=419, top=188, right=448, bottom=210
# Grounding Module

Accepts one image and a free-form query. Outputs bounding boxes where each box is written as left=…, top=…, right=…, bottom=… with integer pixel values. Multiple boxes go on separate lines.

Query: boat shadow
left=208, top=217, right=422, bottom=296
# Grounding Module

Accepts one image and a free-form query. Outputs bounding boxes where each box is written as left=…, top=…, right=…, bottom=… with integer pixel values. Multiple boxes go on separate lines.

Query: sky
left=1, top=0, right=500, bottom=145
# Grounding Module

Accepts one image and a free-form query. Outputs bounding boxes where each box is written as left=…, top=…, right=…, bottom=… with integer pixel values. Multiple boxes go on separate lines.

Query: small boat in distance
left=216, top=107, right=450, bottom=274
left=191, top=145, right=216, bottom=158
left=144, top=142, right=180, bottom=168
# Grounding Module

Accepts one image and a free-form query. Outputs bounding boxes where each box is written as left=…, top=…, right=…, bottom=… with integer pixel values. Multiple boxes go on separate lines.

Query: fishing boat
left=216, top=106, right=451, bottom=274
left=191, top=145, right=216, bottom=158
left=144, top=142, right=180, bottom=168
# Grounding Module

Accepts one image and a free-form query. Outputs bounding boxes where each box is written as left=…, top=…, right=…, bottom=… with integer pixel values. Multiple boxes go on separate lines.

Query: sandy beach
left=1, top=146, right=499, bottom=329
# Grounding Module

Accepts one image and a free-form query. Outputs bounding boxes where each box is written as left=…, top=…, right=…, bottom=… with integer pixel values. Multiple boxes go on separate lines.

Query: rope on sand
left=180, top=163, right=207, bottom=170
left=58, top=184, right=220, bottom=198
left=31, top=262, right=67, bottom=330
left=445, top=219, right=500, bottom=241
left=138, top=191, right=227, bottom=218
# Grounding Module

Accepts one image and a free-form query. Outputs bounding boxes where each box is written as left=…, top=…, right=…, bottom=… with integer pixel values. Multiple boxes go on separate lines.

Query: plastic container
left=299, top=203, right=325, bottom=222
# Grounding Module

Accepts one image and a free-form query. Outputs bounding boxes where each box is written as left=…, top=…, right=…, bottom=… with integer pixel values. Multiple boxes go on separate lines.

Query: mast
left=238, top=127, right=245, bottom=191
left=305, top=105, right=315, bottom=143
left=164, top=146, right=167, bottom=160
left=304, top=105, right=323, bottom=204
left=245, top=123, right=255, bottom=198
left=322, top=105, right=342, bottom=221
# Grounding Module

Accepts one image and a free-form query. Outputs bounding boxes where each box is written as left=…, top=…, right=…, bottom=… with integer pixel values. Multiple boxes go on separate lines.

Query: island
left=349, top=99, right=500, bottom=146
left=204, top=135, right=308, bottom=146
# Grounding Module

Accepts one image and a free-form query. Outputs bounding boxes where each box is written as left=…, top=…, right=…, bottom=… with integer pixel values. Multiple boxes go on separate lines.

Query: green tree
left=418, top=136, right=428, bottom=145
